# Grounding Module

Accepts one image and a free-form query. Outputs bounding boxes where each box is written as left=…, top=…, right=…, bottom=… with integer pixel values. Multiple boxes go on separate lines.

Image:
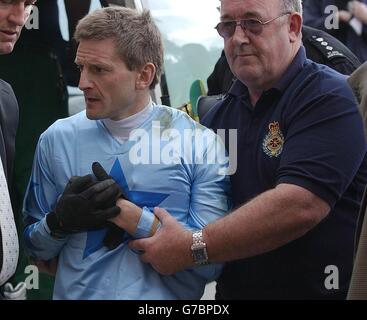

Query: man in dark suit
left=0, top=0, right=36, bottom=299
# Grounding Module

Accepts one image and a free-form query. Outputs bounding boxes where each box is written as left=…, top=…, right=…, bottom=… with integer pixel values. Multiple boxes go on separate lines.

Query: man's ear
left=289, top=13, right=302, bottom=42
left=136, top=63, right=156, bottom=90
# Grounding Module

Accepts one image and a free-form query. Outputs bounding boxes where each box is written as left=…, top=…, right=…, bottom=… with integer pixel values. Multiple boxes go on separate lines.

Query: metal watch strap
left=192, top=230, right=204, bottom=246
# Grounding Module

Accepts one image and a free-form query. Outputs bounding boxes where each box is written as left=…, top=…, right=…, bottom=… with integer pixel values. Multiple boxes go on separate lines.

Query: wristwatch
left=191, top=230, right=209, bottom=265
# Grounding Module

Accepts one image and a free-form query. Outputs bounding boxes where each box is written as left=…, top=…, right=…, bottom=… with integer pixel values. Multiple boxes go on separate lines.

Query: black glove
left=46, top=174, right=122, bottom=237
left=92, top=162, right=128, bottom=250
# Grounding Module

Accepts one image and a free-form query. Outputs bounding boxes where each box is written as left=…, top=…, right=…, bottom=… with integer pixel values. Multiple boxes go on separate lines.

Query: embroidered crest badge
left=262, top=122, right=284, bottom=158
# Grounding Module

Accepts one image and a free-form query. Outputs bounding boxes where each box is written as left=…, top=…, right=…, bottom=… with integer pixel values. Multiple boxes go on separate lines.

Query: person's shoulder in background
left=302, top=25, right=361, bottom=75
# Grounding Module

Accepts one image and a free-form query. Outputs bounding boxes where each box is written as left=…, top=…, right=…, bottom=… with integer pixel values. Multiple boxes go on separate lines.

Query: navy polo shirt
left=202, top=46, right=367, bottom=299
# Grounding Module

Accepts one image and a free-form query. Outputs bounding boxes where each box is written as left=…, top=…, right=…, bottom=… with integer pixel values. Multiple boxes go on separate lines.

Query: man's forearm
left=203, top=183, right=330, bottom=263
left=129, top=184, right=330, bottom=275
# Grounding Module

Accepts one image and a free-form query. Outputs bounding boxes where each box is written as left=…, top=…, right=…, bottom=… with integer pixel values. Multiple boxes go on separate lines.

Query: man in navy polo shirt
left=130, top=0, right=367, bottom=299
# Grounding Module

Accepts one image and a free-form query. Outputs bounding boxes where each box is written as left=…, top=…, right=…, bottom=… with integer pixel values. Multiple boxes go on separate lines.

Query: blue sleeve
left=23, top=133, right=69, bottom=260
left=303, top=0, right=330, bottom=31
left=277, top=83, right=366, bottom=207
left=135, top=128, right=232, bottom=282
left=184, top=132, right=232, bottom=282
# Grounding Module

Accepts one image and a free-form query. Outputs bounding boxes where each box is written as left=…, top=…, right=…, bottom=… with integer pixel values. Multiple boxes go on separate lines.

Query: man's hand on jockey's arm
left=92, top=162, right=193, bottom=269
left=128, top=207, right=193, bottom=275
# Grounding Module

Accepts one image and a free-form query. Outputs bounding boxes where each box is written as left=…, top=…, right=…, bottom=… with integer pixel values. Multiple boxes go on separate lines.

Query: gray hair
left=281, top=0, right=303, bottom=16
left=219, top=0, right=303, bottom=16
left=74, top=7, right=163, bottom=89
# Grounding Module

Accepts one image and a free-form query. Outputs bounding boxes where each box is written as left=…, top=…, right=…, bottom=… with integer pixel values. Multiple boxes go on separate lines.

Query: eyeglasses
left=215, top=12, right=291, bottom=39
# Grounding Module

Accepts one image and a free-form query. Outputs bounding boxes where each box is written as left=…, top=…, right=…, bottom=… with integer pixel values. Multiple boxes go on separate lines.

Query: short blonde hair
left=74, top=7, right=163, bottom=89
